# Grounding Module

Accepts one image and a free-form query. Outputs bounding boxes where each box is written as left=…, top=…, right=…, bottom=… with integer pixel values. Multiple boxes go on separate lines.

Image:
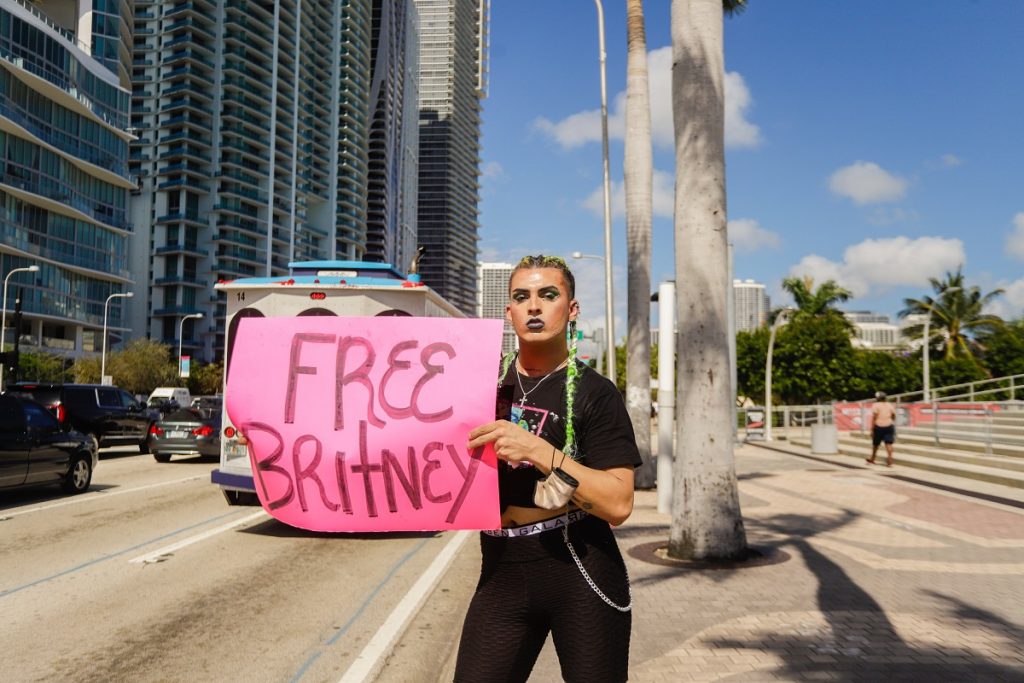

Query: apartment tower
left=733, top=279, right=770, bottom=332
left=366, top=0, right=420, bottom=272
left=477, top=261, right=515, bottom=353
left=131, top=0, right=419, bottom=360
left=0, top=0, right=133, bottom=369
left=413, top=0, right=488, bottom=316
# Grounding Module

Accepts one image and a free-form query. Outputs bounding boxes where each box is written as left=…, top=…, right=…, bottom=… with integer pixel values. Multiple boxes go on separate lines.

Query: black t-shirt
left=498, top=359, right=642, bottom=509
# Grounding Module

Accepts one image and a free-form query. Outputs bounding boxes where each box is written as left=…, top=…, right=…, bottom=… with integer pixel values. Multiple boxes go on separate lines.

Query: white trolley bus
left=212, top=261, right=463, bottom=504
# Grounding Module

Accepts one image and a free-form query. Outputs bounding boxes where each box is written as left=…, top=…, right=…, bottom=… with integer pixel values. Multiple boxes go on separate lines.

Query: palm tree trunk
left=669, top=0, right=746, bottom=560
left=625, top=0, right=655, bottom=488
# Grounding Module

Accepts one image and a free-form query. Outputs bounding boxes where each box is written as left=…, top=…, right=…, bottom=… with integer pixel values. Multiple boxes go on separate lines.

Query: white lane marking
left=338, top=530, right=472, bottom=683
left=0, top=475, right=206, bottom=519
left=129, top=509, right=268, bottom=564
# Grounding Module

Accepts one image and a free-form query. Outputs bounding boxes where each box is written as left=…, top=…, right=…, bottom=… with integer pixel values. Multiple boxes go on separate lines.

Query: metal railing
left=883, top=373, right=1024, bottom=404
left=738, top=400, right=1024, bottom=457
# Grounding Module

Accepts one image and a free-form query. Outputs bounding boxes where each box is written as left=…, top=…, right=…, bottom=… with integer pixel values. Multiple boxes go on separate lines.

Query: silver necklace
left=515, top=356, right=569, bottom=406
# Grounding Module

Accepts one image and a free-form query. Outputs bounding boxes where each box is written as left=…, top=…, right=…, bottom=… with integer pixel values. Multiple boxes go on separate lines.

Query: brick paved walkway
left=524, top=443, right=1024, bottom=682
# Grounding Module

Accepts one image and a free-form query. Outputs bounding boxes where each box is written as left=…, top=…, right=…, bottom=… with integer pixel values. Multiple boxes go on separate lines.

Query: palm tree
left=899, top=269, right=1005, bottom=359
left=669, top=0, right=748, bottom=561
left=779, top=276, right=852, bottom=319
left=624, top=0, right=655, bottom=488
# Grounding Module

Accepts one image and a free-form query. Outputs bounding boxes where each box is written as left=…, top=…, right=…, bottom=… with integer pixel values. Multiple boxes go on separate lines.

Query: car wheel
left=139, top=429, right=151, bottom=454
left=153, top=452, right=172, bottom=463
left=87, top=432, right=100, bottom=453
left=62, top=454, right=93, bottom=494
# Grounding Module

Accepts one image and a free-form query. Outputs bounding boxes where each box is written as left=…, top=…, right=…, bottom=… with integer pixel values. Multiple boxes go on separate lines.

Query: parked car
left=148, top=401, right=222, bottom=463
left=0, top=394, right=97, bottom=495
left=7, top=383, right=154, bottom=453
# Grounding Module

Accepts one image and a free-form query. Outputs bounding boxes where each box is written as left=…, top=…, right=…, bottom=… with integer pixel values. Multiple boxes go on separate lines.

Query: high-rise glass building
left=477, top=261, right=515, bottom=353
left=413, top=0, right=488, bottom=316
left=733, top=279, right=770, bottom=332
left=367, top=0, right=420, bottom=272
left=0, top=0, right=133, bottom=366
left=130, top=0, right=420, bottom=360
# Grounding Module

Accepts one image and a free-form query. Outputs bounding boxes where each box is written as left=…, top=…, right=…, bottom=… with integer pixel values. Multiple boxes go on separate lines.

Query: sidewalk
left=386, top=441, right=1024, bottom=682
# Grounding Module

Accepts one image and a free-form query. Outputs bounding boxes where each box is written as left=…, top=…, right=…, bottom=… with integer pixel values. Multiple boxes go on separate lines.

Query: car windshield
left=160, top=407, right=206, bottom=423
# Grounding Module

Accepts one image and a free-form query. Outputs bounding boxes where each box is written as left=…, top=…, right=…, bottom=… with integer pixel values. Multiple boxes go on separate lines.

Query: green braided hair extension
left=563, top=319, right=579, bottom=460
left=505, top=254, right=581, bottom=459
left=498, top=351, right=517, bottom=385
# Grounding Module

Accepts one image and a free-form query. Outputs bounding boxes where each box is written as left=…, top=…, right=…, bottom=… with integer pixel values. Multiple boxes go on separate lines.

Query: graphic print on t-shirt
left=510, top=404, right=550, bottom=436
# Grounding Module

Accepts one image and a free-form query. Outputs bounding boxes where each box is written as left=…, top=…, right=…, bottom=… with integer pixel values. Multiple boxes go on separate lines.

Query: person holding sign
left=454, top=255, right=641, bottom=683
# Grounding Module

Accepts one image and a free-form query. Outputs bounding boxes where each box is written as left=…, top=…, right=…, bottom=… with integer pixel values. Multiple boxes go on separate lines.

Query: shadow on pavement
left=702, top=510, right=1024, bottom=681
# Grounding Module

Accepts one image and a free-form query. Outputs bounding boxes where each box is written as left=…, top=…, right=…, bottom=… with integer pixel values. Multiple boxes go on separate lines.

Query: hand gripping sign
left=225, top=317, right=503, bottom=532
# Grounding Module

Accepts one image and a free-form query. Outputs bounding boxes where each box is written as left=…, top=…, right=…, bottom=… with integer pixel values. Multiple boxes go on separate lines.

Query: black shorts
left=872, top=424, right=895, bottom=446
left=454, top=515, right=631, bottom=683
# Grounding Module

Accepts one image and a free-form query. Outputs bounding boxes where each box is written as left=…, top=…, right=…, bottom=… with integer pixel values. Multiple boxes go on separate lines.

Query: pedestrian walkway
left=383, top=441, right=1024, bottom=682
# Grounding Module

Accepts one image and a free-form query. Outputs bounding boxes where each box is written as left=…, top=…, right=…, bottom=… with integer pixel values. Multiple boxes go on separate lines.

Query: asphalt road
left=0, top=446, right=465, bottom=683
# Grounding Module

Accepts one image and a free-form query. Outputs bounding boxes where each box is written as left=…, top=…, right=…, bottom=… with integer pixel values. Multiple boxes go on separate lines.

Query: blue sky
left=477, top=0, right=1024, bottom=345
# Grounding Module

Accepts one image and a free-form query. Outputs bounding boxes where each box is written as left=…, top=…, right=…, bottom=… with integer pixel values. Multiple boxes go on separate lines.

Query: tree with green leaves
left=669, top=0, right=748, bottom=562
left=778, top=276, right=853, bottom=322
left=15, top=350, right=73, bottom=383
left=188, top=360, right=224, bottom=396
left=899, top=268, right=1005, bottom=360
left=72, top=339, right=177, bottom=395
left=977, top=320, right=1024, bottom=378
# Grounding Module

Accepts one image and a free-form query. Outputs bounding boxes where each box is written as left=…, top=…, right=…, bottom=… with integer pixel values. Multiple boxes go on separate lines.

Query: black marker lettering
left=421, top=441, right=451, bottom=504
left=285, top=333, right=336, bottom=423
left=245, top=421, right=293, bottom=510
left=292, top=434, right=338, bottom=513
left=334, top=451, right=353, bottom=514
left=446, top=444, right=484, bottom=524
left=350, top=420, right=382, bottom=517
left=411, top=342, right=455, bottom=423
left=381, top=446, right=422, bottom=512
left=378, top=339, right=418, bottom=420
left=336, top=336, right=385, bottom=431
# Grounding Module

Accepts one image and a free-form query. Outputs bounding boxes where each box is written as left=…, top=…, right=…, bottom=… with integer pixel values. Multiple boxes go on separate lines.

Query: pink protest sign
left=225, top=316, right=504, bottom=532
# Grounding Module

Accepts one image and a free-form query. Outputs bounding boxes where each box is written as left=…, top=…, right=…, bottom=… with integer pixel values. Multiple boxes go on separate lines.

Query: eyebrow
left=510, top=286, right=562, bottom=296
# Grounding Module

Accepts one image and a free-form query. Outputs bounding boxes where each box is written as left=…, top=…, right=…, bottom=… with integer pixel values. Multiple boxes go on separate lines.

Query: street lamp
left=101, top=291, right=133, bottom=383
left=765, top=308, right=793, bottom=441
left=571, top=251, right=615, bottom=383
left=0, top=264, right=39, bottom=389
left=592, top=0, right=616, bottom=388
left=922, top=286, right=960, bottom=403
left=178, top=312, right=204, bottom=376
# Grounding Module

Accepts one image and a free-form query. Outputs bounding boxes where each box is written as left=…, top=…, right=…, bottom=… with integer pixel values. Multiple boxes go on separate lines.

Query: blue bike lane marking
left=0, top=509, right=243, bottom=599
left=290, top=536, right=432, bottom=682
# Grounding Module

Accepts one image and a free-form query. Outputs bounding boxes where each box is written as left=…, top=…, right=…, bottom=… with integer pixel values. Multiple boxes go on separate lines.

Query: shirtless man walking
left=867, top=391, right=897, bottom=467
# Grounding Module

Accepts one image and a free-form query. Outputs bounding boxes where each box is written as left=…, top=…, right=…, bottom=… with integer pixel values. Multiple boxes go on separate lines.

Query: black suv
left=7, top=383, right=154, bottom=453
left=0, top=394, right=97, bottom=494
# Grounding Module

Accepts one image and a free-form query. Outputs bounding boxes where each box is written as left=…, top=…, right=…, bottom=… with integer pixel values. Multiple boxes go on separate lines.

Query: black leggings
left=454, top=517, right=631, bottom=682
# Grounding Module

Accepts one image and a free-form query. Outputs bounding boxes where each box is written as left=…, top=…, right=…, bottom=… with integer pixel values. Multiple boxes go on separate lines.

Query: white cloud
left=1005, top=212, right=1024, bottom=260
left=481, top=161, right=506, bottom=181
left=723, top=71, right=761, bottom=148
left=987, top=278, right=1024, bottom=319
left=828, top=161, right=908, bottom=205
left=583, top=168, right=674, bottom=219
left=941, top=153, right=962, bottom=167
left=728, top=219, right=780, bottom=251
left=534, top=46, right=760, bottom=151
left=788, top=236, right=965, bottom=298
